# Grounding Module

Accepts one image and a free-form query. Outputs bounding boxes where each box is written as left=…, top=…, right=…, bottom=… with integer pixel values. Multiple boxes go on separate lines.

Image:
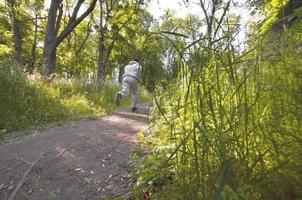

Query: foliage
left=0, top=62, right=149, bottom=131
left=260, top=0, right=290, bottom=33
left=1, top=0, right=302, bottom=199
left=131, top=3, right=302, bottom=200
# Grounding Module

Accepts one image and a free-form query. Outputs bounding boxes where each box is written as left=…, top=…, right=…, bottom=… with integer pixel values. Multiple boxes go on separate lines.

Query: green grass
left=0, top=68, right=150, bottom=132
left=131, top=21, right=302, bottom=200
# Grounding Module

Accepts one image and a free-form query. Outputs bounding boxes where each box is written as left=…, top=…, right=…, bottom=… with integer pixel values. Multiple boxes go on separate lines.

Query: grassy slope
left=0, top=70, right=150, bottom=133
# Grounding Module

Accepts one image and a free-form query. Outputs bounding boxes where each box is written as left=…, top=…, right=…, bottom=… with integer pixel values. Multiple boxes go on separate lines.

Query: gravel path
left=0, top=104, right=150, bottom=200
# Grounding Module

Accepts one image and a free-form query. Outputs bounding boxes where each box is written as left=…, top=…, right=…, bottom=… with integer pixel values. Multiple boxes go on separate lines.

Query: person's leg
left=131, top=95, right=138, bottom=111
left=115, top=78, right=130, bottom=105
left=130, top=80, right=138, bottom=111
left=120, top=79, right=130, bottom=98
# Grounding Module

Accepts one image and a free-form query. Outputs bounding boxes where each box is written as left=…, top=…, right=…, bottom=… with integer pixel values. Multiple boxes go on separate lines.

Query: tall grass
left=132, top=15, right=302, bottom=200
left=0, top=64, right=150, bottom=132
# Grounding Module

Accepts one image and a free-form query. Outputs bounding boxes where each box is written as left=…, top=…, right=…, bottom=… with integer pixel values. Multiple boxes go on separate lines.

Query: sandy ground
left=0, top=104, right=150, bottom=200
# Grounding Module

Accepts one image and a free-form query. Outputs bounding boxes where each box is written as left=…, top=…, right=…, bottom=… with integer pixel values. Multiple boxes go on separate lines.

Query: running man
left=115, top=58, right=141, bottom=112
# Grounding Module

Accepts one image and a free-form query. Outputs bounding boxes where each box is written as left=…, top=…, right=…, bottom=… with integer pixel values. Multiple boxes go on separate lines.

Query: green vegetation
left=0, top=0, right=154, bottom=132
left=0, top=65, right=149, bottom=131
left=129, top=1, right=302, bottom=200
left=1, top=0, right=302, bottom=199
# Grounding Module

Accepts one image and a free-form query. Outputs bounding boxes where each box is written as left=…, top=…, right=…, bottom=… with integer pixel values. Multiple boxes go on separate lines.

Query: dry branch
left=8, top=153, right=44, bottom=200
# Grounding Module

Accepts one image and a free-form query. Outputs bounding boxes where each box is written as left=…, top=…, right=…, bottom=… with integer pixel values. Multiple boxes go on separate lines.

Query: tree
left=27, top=0, right=44, bottom=73
left=6, top=0, right=22, bottom=68
left=96, top=0, right=140, bottom=80
left=43, top=0, right=97, bottom=76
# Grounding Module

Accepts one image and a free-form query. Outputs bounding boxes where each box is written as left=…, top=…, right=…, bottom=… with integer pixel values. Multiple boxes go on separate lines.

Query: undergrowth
left=0, top=65, right=150, bottom=132
left=130, top=18, right=302, bottom=200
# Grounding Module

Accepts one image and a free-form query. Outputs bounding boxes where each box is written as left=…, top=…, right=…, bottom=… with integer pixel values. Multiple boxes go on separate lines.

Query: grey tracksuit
left=118, top=61, right=140, bottom=108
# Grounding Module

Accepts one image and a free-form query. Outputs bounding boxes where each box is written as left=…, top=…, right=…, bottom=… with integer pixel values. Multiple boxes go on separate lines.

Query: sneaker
left=131, top=107, right=138, bottom=112
left=115, top=93, right=121, bottom=105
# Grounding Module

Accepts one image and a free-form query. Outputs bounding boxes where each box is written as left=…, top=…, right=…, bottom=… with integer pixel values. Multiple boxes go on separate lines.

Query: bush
left=132, top=21, right=302, bottom=199
left=0, top=66, right=149, bottom=131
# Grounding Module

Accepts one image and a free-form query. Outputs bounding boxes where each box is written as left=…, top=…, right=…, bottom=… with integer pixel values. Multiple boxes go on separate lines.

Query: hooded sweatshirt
left=123, top=61, right=140, bottom=79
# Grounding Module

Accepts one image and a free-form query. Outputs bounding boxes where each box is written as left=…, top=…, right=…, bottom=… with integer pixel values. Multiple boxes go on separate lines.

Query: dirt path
left=0, top=104, right=150, bottom=200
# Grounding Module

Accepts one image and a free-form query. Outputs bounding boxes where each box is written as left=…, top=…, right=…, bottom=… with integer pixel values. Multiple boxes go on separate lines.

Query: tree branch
left=56, top=0, right=97, bottom=47
left=54, top=3, right=63, bottom=36
left=199, top=0, right=210, bottom=28
left=75, top=14, right=94, bottom=55
left=213, top=0, right=230, bottom=39
left=70, top=0, right=84, bottom=23
left=103, top=5, right=138, bottom=65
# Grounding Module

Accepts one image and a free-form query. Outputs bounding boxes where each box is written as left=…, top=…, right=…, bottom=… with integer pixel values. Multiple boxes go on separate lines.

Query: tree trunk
left=97, top=0, right=105, bottom=80
left=43, top=0, right=97, bottom=77
left=43, top=0, right=61, bottom=76
left=7, top=0, right=22, bottom=68
left=12, top=18, right=22, bottom=67
left=43, top=43, right=57, bottom=75
left=97, top=37, right=105, bottom=80
left=43, top=44, right=57, bottom=76
left=29, top=14, right=38, bottom=73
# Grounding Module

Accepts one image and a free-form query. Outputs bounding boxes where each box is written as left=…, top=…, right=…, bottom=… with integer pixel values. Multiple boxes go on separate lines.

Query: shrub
left=0, top=65, right=149, bottom=131
left=132, top=20, right=302, bottom=200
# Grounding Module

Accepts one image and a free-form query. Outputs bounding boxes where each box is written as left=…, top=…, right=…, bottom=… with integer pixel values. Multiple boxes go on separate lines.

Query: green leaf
left=137, top=132, right=144, bottom=138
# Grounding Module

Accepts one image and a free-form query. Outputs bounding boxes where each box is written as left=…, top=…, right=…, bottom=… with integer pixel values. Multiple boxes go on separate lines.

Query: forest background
left=1, top=0, right=302, bottom=199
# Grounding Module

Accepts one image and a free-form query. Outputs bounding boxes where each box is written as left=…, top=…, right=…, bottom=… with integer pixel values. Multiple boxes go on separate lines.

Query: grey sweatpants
left=118, top=76, right=138, bottom=108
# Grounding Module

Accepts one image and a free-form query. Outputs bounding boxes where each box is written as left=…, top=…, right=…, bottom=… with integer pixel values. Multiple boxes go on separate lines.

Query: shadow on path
left=0, top=103, right=150, bottom=200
